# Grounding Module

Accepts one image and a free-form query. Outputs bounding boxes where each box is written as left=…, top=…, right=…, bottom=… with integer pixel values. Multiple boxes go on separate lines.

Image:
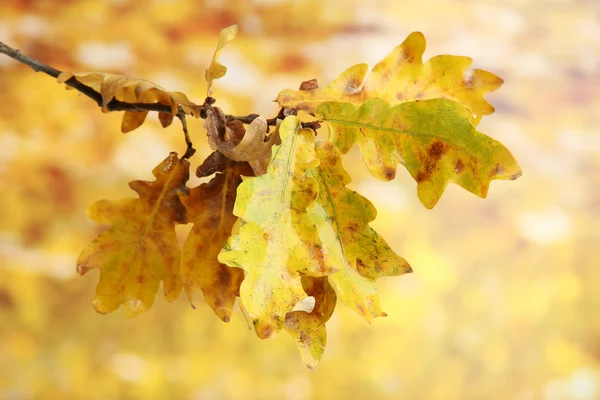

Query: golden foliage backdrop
left=0, top=0, right=598, bottom=398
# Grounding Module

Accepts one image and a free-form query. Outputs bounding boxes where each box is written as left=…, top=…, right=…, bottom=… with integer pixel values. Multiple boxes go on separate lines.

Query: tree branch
left=0, top=40, right=320, bottom=136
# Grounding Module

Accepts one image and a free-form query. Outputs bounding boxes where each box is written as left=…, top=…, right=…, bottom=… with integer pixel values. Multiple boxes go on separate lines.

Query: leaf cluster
left=3, top=26, right=521, bottom=368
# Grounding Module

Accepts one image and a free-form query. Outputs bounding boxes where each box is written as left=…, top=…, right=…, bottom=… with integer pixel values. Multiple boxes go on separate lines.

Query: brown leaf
left=205, top=108, right=280, bottom=173
left=196, top=151, right=229, bottom=178
left=179, top=162, right=254, bottom=322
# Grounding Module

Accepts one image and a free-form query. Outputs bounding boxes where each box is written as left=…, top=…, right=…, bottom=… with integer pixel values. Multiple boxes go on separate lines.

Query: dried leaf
left=57, top=72, right=200, bottom=132
left=179, top=162, right=253, bottom=322
left=205, top=108, right=281, bottom=174
left=196, top=151, right=229, bottom=178
left=317, top=98, right=522, bottom=209
left=205, top=24, right=239, bottom=96
left=77, top=152, right=189, bottom=317
left=276, top=32, right=502, bottom=125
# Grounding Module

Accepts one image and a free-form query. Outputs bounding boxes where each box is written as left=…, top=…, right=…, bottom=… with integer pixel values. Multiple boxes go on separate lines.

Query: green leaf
left=317, top=98, right=522, bottom=209
left=309, top=141, right=412, bottom=320
left=218, top=116, right=343, bottom=339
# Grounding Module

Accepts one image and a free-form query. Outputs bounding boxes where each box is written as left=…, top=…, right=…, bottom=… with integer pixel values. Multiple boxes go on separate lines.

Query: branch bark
left=0, top=40, right=320, bottom=140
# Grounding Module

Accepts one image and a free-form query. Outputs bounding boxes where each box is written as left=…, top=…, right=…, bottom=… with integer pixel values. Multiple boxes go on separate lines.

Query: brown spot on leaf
left=455, top=159, right=465, bottom=173
left=356, top=258, right=367, bottom=276
left=262, top=325, right=273, bottom=339
left=490, top=163, right=504, bottom=177
left=137, top=275, right=144, bottom=284
left=217, top=267, right=232, bottom=288
left=402, top=47, right=414, bottom=63
left=416, top=171, right=426, bottom=182
left=427, top=141, right=446, bottom=161
left=382, top=166, right=396, bottom=180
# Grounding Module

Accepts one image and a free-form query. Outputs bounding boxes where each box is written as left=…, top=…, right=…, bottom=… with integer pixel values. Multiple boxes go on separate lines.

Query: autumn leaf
left=218, top=116, right=343, bottom=339
left=276, top=31, right=502, bottom=125
left=309, top=141, right=412, bottom=319
left=204, top=108, right=280, bottom=175
left=57, top=72, right=200, bottom=132
left=317, top=98, right=522, bottom=209
left=77, top=152, right=189, bottom=317
left=179, top=161, right=253, bottom=322
left=284, top=276, right=336, bottom=370
left=205, top=24, right=239, bottom=96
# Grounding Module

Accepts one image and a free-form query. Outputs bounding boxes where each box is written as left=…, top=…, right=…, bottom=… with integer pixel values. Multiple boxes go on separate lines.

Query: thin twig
left=0, top=40, right=321, bottom=150
left=0, top=40, right=182, bottom=114
left=177, top=112, right=196, bottom=159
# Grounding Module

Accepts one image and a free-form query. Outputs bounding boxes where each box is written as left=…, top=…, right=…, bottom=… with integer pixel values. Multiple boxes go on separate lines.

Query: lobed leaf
left=218, top=116, right=343, bottom=339
left=317, top=98, right=522, bottom=209
left=308, top=141, right=412, bottom=319
left=77, top=152, right=189, bottom=317
left=276, top=31, right=503, bottom=125
left=205, top=24, right=239, bottom=96
left=57, top=72, right=200, bottom=132
left=179, top=162, right=253, bottom=322
left=284, top=276, right=336, bottom=369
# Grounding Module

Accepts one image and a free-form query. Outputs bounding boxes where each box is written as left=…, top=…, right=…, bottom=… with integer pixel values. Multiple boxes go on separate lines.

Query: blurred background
left=0, top=0, right=599, bottom=399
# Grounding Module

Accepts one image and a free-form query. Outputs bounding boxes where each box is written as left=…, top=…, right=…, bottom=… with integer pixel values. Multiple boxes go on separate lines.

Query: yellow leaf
left=218, top=116, right=342, bottom=339
left=77, top=152, right=189, bottom=317
left=57, top=72, right=200, bottom=132
left=205, top=24, right=239, bottom=96
left=309, top=141, right=412, bottom=320
left=284, top=276, right=336, bottom=370
left=317, top=98, right=522, bottom=209
left=276, top=32, right=502, bottom=124
left=179, top=162, right=253, bottom=322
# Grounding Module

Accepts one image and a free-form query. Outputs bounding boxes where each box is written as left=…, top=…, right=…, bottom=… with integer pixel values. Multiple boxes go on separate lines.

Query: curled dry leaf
left=205, top=108, right=280, bottom=175
left=57, top=72, right=200, bottom=132
left=196, top=151, right=229, bottom=178
left=205, top=24, right=239, bottom=96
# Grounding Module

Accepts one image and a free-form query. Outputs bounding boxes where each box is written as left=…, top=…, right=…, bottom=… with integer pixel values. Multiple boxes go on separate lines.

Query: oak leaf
left=57, top=72, right=200, bottom=132
left=217, top=116, right=343, bottom=339
left=179, top=162, right=253, bottom=322
left=205, top=108, right=281, bottom=175
left=284, top=276, right=336, bottom=370
left=307, top=141, right=412, bottom=320
left=317, top=98, right=522, bottom=209
left=77, top=152, right=189, bottom=317
left=205, top=24, right=238, bottom=96
left=276, top=31, right=502, bottom=125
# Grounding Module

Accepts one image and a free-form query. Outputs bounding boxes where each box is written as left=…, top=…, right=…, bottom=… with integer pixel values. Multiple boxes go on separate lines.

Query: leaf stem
left=177, top=112, right=196, bottom=159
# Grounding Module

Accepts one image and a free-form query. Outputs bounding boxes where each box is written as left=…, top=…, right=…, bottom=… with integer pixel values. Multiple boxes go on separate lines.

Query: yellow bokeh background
left=1, top=0, right=599, bottom=399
